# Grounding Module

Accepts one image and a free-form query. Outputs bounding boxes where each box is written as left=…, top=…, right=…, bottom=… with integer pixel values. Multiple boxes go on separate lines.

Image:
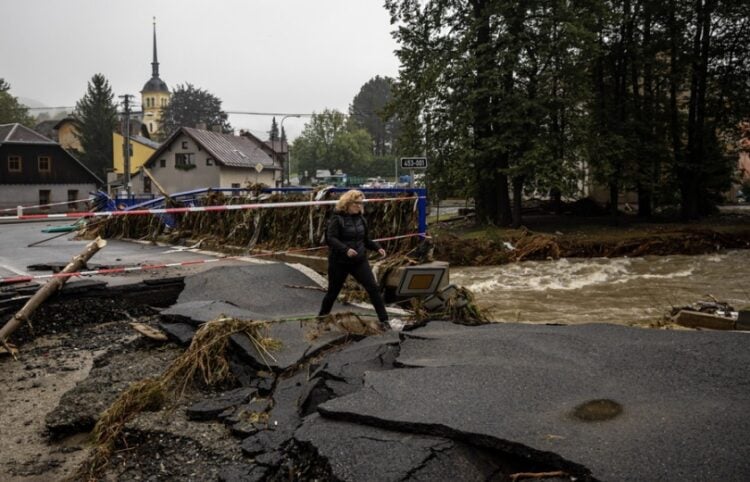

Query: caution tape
left=0, top=232, right=429, bottom=285
left=0, top=197, right=94, bottom=213
left=0, top=196, right=423, bottom=221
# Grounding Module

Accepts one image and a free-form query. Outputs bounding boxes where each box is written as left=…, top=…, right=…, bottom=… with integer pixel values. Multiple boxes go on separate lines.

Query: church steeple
left=141, top=17, right=170, bottom=137
left=151, top=17, right=159, bottom=79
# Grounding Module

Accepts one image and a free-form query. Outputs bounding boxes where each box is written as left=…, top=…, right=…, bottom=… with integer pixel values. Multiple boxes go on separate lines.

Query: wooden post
left=0, top=237, right=107, bottom=347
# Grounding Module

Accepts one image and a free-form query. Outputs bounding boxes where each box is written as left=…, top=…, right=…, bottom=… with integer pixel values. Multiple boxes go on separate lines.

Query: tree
left=159, top=83, right=231, bottom=138
left=0, top=79, right=34, bottom=126
left=292, top=109, right=374, bottom=180
left=387, top=0, right=597, bottom=226
left=269, top=116, right=279, bottom=141
left=72, top=74, right=118, bottom=180
left=350, top=76, right=401, bottom=156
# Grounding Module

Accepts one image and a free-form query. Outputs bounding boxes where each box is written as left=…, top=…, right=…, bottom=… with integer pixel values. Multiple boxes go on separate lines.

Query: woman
left=318, top=189, right=392, bottom=329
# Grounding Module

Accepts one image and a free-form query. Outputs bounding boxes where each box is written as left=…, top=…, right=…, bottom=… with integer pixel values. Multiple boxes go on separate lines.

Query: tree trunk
left=511, top=176, right=524, bottom=228
left=0, top=237, right=107, bottom=347
left=609, top=181, right=620, bottom=225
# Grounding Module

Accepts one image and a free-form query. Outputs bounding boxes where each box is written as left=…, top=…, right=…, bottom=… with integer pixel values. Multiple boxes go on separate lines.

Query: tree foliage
left=350, top=76, right=401, bottom=156
left=0, top=79, right=34, bottom=126
left=291, top=109, right=374, bottom=179
left=386, top=0, right=750, bottom=224
left=159, top=83, right=231, bottom=138
left=269, top=116, right=279, bottom=141
left=72, top=74, right=118, bottom=180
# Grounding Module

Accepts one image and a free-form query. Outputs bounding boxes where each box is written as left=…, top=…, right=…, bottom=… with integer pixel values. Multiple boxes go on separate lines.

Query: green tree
left=292, top=109, right=373, bottom=180
left=72, top=74, right=118, bottom=180
left=269, top=116, right=279, bottom=141
left=159, top=83, right=231, bottom=138
left=387, top=0, right=597, bottom=226
left=350, top=76, right=401, bottom=156
left=0, top=79, right=34, bottom=126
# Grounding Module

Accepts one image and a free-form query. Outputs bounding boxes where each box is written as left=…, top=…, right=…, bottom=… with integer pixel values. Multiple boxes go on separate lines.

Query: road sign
left=400, top=157, right=427, bottom=169
left=254, top=163, right=264, bottom=173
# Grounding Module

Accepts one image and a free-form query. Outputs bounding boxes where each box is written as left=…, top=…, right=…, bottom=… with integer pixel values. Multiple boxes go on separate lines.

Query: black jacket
left=326, top=213, right=381, bottom=264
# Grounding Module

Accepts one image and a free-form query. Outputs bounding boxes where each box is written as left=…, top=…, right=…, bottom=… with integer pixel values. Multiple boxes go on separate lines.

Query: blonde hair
left=335, top=189, right=365, bottom=212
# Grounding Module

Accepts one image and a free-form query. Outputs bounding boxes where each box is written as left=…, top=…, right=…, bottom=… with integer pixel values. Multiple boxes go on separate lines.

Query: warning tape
left=0, top=232, right=429, bottom=285
left=0, top=197, right=94, bottom=213
left=0, top=196, right=423, bottom=221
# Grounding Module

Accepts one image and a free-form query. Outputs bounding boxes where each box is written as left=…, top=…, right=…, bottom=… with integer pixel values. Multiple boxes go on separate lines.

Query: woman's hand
left=346, top=248, right=358, bottom=257
left=378, top=248, right=386, bottom=258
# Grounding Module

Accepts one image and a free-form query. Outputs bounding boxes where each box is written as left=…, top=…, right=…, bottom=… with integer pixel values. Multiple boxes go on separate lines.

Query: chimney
left=211, top=125, right=222, bottom=133
left=196, top=122, right=207, bottom=130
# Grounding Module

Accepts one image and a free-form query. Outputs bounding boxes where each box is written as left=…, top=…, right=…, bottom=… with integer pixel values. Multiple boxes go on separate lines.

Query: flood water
left=450, top=250, right=750, bottom=326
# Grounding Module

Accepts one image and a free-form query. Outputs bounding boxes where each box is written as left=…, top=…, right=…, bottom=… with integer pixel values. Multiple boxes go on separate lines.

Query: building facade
left=0, top=124, right=102, bottom=213
left=131, top=127, right=282, bottom=195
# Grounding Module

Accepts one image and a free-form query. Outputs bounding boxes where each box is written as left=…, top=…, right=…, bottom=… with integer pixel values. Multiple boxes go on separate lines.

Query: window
left=161, top=98, right=167, bottom=107
left=150, top=97, right=155, bottom=107
left=181, top=141, right=188, bottom=149
left=159, top=159, right=166, bottom=168
left=143, top=177, right=152, bottom=194
left=231, top=183, right=241, bottom=188
left=149, top=122, right=153, bottom=132
left=68, top=190, right=79, bottom=210
left=206, top=158, right=214, bottom=166
left=39, top=190, right=51, bottom=209
left=8, top=155, right=21, bottom=172
left=175, top=153, right=195, bottom=167
left=39, top=156, right=51, bottom=172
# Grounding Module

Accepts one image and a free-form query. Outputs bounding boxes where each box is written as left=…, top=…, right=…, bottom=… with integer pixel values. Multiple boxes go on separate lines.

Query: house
left=112, top=131, right=160, bottom=174
left=131, top=126, right=282, bottom=195
left=0, top=123, right=103, bottom=213
left=240, top=130, right=289, bottom=182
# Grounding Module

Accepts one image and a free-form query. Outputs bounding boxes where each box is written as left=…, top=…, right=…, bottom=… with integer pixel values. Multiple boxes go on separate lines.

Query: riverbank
left=432, top=209, right=750, bottom=266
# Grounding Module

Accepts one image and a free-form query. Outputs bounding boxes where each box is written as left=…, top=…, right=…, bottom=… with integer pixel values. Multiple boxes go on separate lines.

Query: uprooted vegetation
left=82, top=189, right=422, bottom=256
left=433, top=216, right=750, bottom=266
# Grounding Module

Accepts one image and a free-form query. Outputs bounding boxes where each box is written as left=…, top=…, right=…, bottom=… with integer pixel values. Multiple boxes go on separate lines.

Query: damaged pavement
left=1, top=229, right=750, bottom=480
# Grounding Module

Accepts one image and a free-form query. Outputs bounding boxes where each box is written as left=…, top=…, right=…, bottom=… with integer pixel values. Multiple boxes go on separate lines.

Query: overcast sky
left=1, top=0, right=401, bottom=140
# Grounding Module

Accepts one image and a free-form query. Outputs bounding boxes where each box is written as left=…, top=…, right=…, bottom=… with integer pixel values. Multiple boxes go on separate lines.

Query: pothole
left=571, top=399, right=623, bottom=422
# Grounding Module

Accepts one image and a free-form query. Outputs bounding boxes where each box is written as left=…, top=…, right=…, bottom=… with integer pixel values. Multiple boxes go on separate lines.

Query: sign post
left=400, top=157, right=427, bottom=187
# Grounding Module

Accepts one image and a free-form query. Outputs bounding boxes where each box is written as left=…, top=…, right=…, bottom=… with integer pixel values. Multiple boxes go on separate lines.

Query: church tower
left=141, top=18, right=170, bottom=138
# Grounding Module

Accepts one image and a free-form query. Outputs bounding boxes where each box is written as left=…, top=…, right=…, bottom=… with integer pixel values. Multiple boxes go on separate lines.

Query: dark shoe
left=379, top=320, right=392, bottom=331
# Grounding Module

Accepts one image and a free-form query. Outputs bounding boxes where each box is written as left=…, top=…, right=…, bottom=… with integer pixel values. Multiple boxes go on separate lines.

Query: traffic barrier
left=0, top=196, right=423, bottom=222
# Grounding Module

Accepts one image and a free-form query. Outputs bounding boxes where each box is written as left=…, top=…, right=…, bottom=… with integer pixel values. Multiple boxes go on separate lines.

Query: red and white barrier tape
left=0, top=196, right=423, bottom=221
left=0, top=197, right=95, bottom=213
left=0, top=232, right=430, bottom=285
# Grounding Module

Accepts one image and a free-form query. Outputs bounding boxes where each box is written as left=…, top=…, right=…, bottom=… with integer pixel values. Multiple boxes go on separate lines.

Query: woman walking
left=318, top=190, right=392, bottom=330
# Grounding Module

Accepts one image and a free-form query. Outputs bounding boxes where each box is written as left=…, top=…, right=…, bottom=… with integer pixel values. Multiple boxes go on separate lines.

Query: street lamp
left=280, top=115, right=300, bottom=186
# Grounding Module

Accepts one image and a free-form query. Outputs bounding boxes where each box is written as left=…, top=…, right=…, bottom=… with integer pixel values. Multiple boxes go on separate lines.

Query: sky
left=1, top=0, right=401, bottom=141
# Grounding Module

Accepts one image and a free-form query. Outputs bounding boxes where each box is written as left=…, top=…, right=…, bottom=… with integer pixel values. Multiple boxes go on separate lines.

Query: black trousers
left=318, top=259, right=389, bottom=322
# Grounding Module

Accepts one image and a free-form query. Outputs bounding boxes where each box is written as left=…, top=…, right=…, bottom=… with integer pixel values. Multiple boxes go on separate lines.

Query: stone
left=230, top=322, right=348, bottom=373
left=185, top=387, right=256, bottom=421
left=157, top=321, right=196, bottom=346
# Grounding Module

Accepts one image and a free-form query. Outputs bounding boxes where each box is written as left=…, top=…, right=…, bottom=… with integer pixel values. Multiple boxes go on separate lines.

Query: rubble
left=3, top=263, right=750, bottom=481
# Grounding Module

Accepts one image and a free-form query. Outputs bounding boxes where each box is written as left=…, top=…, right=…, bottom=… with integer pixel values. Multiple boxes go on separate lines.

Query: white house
left=131, top=127, right=283, bottom=195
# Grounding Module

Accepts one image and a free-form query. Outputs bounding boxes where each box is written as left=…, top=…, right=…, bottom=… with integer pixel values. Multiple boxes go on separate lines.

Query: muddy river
left=451, top=250, right=750, bottom=326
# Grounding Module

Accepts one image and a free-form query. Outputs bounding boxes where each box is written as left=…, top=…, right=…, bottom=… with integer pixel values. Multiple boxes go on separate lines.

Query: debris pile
left=83, top=190, right=421, bottom=255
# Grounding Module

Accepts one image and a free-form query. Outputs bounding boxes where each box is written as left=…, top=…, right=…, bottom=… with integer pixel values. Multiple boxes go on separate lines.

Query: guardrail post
left=416, top=188, right=427, bottom=236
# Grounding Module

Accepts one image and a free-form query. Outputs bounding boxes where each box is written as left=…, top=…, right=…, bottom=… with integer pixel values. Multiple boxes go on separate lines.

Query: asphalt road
left=319, top=321, right=750, bottom=481
left=0, top=220, right=244, bottom=285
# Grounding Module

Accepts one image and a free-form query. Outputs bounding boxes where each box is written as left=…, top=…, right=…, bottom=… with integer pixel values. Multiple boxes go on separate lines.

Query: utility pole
left=119, top=94, right=134, bottom=198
